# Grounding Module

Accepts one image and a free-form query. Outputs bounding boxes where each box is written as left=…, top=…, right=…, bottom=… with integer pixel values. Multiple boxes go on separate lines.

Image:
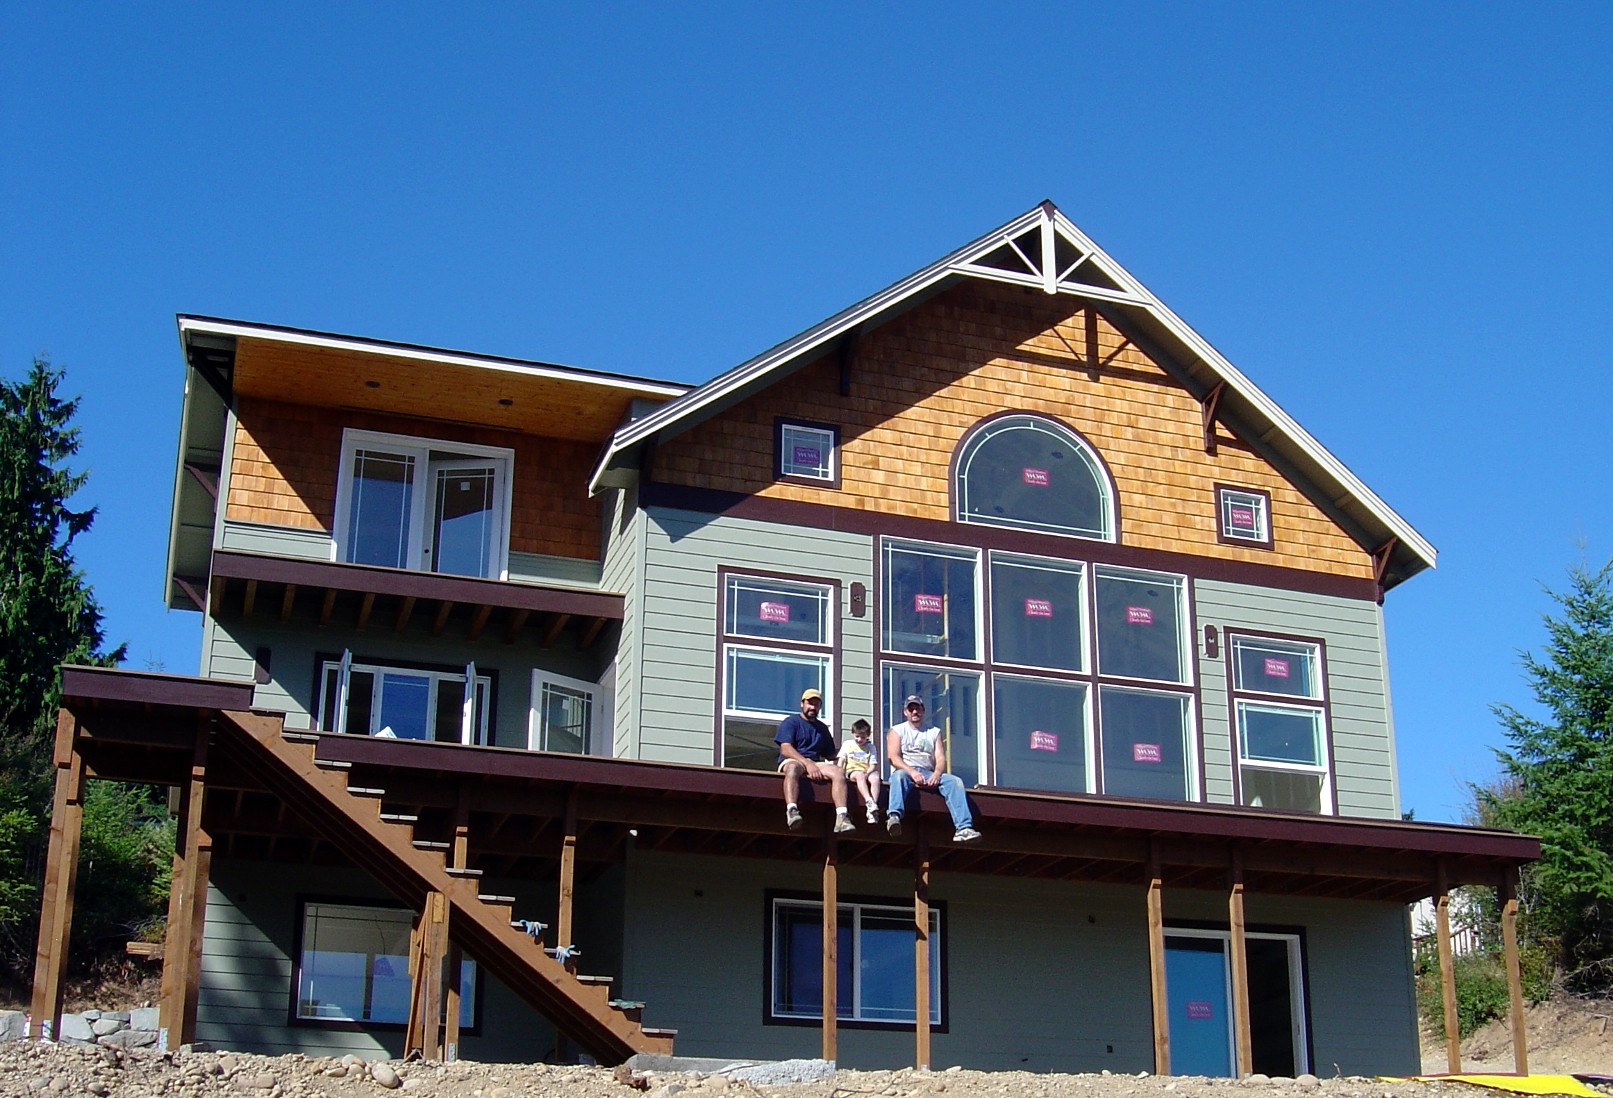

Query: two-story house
left=34, top=202, right=1537, bottom=1076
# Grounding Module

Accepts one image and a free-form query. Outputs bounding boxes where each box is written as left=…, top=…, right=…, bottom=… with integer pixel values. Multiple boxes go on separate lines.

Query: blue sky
left=4, top=4, right=1611, bottom=822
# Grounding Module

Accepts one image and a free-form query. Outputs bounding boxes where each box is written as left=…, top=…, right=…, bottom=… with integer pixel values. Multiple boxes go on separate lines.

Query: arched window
left=954, top=415, right=1115, bottom=541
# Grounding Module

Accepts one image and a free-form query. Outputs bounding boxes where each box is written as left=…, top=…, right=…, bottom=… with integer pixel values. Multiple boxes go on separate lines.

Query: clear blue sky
left=4, top=4, right=1611, bottom=823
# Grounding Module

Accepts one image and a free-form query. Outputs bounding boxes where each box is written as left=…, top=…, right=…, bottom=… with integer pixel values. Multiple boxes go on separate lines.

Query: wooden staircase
left=213, top=709, right=675, bottom=1064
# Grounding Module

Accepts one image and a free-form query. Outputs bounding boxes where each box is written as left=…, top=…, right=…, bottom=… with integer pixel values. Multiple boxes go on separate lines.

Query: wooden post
left=1435, top=865, right=1461, bottom=1074
left=914, top=821, right=931, bottom=1071
left=557, top=787, right=578, bottom=950
left=822, top=829, right=838, bottom=1062
left=1500, top=868, right=1529, bottom=1075
left=445, top=793, right=470, bottom=1061
left=170, top=716, right=213, bottom=1048
left=29, top=710, right=85, bottom=1040
left=418, top=892, right=448, bottom=1060
left=158, top=780, right=192, bottom=1042
left=1147, top=841, right=1170, bottom=1076
left=1228, top=849, right=1253, bottom=1079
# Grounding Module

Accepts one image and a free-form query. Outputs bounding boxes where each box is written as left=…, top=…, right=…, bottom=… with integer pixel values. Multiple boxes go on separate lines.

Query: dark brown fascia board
left=59, top=665, right=256, bottom=712
left=210, top=550, right=625, bottom=620
left=314, top=733, right=1538, bottom=865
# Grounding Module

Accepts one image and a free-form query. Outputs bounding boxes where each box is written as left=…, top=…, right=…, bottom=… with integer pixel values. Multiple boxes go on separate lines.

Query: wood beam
left=467, top=604, right=492, bottom=643
left=279, top=583, right=298, bottom=621
left=822, top=829, right=838, bottom=1062
left=557, top=788, right=578, bottom=952
left=169, top=715, right=213, bottom=1048
left=1147, top=841, right=1170, bottom=1076
left=319, top=587, right=336, bottom=626
left=1228, top=849, right=1252, bottom=1078
left=356, top=591, right=375, bottom=631
left=409, top=890, right=447, bottom=1060
left=542, top=613, right=571, bottom=648
left=394, top=595, right=416, bottom=634
left=1436, top=864, right=1461, bottom=1073
left=29, top=711, right=85, bottom=1039
left=1200, top=381, right=1226, bottom=455
left=242, top=579, right=258, bottom=618
left=579, top=616, right=607, bottom=649
left=914, top=822, right=931, bottom=1071
left=432, top=600, right=454, bottom=637
left=503, top=608, right=530, bottom=645
left=1501, top=868, right=1528, bottom=1075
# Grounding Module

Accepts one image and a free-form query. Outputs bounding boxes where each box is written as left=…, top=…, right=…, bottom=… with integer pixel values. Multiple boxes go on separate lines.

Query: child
left=837, top=719, right=883, bottom=824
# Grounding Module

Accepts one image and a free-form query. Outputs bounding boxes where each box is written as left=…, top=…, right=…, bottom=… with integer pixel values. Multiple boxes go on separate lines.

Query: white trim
left=529, top=670, right=607, bottom=755
left=1164, top=927, right=1310, bottom=1075
left=178, top=316, right=689, bottom=397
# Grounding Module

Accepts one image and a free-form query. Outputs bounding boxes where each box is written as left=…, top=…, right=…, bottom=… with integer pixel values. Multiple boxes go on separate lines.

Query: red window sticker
left=1133, top=743, right=1162, bottom=764
left=1024, top=597, right=1053, bottom=618
left=1185, top=1000, right=1214, bottom=1020
left=1022, top=467, right=1049, bottom=487
left=1264, top=657, right=1290, bottom=678
left=1029, top=730, right=1058, bottom=752
left=759, top=601, right=791, bottom=624
left=914, top=594, right=944, bottom=614
left=1126, top=605, right=1153, bottom=625
left=1230, top=506, right=1256, bottom=527
left=792, top=445, right=821, bottom=467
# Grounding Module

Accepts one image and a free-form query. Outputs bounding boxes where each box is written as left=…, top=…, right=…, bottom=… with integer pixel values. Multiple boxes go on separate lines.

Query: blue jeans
left=888, top=769, right=973, bottom=830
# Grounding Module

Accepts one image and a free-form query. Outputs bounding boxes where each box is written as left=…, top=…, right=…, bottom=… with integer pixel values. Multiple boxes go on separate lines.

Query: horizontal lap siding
left=651, top=281, right=1371, bottom=583
left=1192, top=578, right=1398, bottom=819
left=220, top=519, right=333, bottom=560
left=601, top=488, right=644, bottom=758
left=638, top=508, right=873, bottom=765
left=225, top=396, right=602, bottom=560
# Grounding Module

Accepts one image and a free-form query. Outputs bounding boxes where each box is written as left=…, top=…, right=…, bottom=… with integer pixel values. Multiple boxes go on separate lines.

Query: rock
left=87, top=1084, right=109, bottom=1097
left=90, top=1019, right=122, bottom=1038
left=371, top=1062, right=402, bottom=1089
left=100, top=1029, right=159, bottom=1049
left=237, top=1072, right=277, bottom=1089
left=56, top=1015, right=93, bottom=1043
left=1297, top=1076, right=1321, bottom=1089
left=649, top=1085, right=687, bottom=1098
left=130, top=1007, right=161, bottom=1032
left=0, top=1011, right=25, bottom=1042
left=1244, top=1075, right=1271, bottom=1086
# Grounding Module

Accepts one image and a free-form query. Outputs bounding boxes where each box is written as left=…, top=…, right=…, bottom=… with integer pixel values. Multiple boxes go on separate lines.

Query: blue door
left=1166, top=937, right=1234, bottom=1076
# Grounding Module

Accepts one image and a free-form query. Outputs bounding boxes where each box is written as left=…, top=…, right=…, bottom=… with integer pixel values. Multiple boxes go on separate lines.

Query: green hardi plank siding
left=637, top=507, right=874, bottom=765
left=601, top=487, right=646, bottom=758
left=219, top=518, right=332, bottom=560
left=621, top=849, right=1417, bottom=1074
left=1191, top=577, right=1399, bottom=819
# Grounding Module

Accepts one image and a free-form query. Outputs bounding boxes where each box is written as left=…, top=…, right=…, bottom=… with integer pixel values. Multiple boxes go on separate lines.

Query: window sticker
left=1264, top=657, right=1290, bottom=678
left=792, top=445, right=821, bottom=467
left=759, top=601, right=791, bottom=624
left=1024, top=597, right=1053, bottom=618
left=1133, top=742, right=1162, bottom=763
left=1186, top=1001, right=1214, bottom=1020
left=1022, top=467, right=1049, bottom=487
left=914, top=594, right=944, bottom=614
left=1230, top=505, right=1256, bottom=527
left=1126, top=605, right=1153, bottom=625
left=1030, top=730, right=1058, bottom=752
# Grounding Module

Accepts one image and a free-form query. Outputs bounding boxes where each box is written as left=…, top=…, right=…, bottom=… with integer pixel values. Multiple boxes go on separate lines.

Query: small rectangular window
left=1229, top=634, right=1331, bottom=813
left=988, top=554, right=1086, bottom=672
left=724, top=575, right=831, bottom=646
left=769, top=897, right=941, bottom=1026
left=718, top=571, right=835, bottom=772
left=1216, top=486, right=1272, bottom=548
left=882, top=664, right=982, bottom=787
left=776, top=421, right=838, bottom=483
left=318, top=657, right=490, bottom=744
left=296, top=901, right=476, bottom=1027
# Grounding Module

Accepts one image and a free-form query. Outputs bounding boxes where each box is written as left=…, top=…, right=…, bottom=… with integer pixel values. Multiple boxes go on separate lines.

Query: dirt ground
left=1, top=999, right=1610, bottom=1098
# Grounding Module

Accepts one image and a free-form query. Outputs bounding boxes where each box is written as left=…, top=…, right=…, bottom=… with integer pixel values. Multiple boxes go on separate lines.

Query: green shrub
left=1415, top=946, right=1554, bottom=1039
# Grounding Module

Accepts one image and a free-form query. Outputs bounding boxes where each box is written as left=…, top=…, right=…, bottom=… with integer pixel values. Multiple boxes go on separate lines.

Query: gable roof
left=589, top=201, right=1436, bottom=590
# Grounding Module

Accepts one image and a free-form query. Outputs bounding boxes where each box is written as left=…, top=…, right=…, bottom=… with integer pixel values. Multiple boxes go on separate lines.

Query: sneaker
left=866, top=805, right=880, bottom=824
left=886, top=814, right=902, bottom=837
left=833, top=815, right=856, bottom=834
left=953, top=827, right=982, bottom=844
left=786, top=805, right=803, bottom=830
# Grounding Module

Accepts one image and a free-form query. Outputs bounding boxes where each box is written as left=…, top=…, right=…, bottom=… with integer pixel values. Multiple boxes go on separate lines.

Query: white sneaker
left=886, top=814, right=902, bottom=837
left=866, top=805, right=880, bottom=824
left=953, top=827, right=982, bottom=843
left=786, top=805, right=803, bottom=830
left=833, top=815, right=856, bottom=834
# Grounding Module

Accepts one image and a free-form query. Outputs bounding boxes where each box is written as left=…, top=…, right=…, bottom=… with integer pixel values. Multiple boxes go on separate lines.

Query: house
left=33, top=202, right=1538, bottom=1077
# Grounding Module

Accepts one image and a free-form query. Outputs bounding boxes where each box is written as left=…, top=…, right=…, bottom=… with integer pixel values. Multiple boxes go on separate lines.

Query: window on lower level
left=318, top=654, right=491, bottom=744
left=1229, top=635, right=1331, bottom=813
left=769, top=896, right=942, bottom=1026
left=333, top=429, right=514, bottom=579
left=295, top=901, right=476, bottom=1027
left=530, top=671, right=606, bottom=754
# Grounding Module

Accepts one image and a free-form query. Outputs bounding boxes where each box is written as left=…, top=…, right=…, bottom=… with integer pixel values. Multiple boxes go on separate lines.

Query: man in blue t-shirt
left=775, top=688, right=854, bottom=833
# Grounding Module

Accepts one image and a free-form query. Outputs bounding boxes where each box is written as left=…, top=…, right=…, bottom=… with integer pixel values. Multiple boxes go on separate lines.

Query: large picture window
left=333, top=429, right=513, bottom=579
left=882, top=542, right=978, bottom=660
left=769, top=896, right=942, bottom=1026
left=719, top=572, right=835, bottom=771
left=954, top=415, right=1114, bottom=541
left=295, top=901, right=476, bottom=1028
left=318, top=654, right=490, bottom=744
left=1229, top=635, right=1332, bottom=813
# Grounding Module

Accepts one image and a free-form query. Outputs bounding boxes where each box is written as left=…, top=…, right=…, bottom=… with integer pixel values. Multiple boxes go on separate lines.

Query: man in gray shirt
left=885, top=695, right=981, bottom=843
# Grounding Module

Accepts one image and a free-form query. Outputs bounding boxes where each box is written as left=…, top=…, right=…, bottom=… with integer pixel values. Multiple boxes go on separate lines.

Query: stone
left=371, top=1063, right=402, bottom=1089
left=55, top=1015, right=93, bottom=1043
left=87, top=1084, right=109, bottom=1097
left=650, top=1085, right=687, bottom=1098
left=0, top=1011, right=25, bottom=1042
left=100, top=1030, right=159, bottom=1049
left=82, top=1012, right=101, bottom=1022
left=90, top=1019, right=122, bottom=1038
left=130, top=1008, right=161, bottom=1032
left=1296, top=1076, right=1321, bottom=1089
left=236, top=1072, right=277, bottom=1090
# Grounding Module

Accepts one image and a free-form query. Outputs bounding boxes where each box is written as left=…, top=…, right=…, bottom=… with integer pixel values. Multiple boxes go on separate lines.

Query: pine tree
left=1487, top=559, right=1613, bottom=989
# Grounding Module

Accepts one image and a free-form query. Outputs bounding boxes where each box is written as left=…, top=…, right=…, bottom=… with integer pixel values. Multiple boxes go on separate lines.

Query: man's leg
left=888, top=770, right=914, bottom=827
left=824, top=763, right=849, bottom=810
left=936, top=774, right=975, bottom=830
left=782, top=761, right=803, bottom=806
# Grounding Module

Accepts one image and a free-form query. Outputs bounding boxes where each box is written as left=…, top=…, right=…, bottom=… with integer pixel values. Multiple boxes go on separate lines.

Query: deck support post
left=444, top=794, right=471, bottom=1061
left=1500, top=868, right=1528, bottom=1075
left=1435, top=864, right=1461, bottom=1074
left=914, top=821, right=931, bottom=1071
left=1147, top=841, right=1170, bottom=1076
left=29, top=710, right=86, bottom=1040
left=157, top=713, right=213, bottom=1049
left=822, top=829, right=838, bottom=1063
left=1228, top=848, right=1253, bottom=1079
left=406, top=891, right=449, bottom=1061
left=558, top=788, right=578, bottom=949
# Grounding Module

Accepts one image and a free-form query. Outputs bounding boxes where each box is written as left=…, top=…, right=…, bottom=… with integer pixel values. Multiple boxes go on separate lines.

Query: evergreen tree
left=1486, top=559, right=1613, bottom=989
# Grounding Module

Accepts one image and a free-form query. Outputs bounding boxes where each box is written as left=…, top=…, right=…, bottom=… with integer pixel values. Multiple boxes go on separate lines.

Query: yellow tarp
left=1397, top=1075, right=1602, bottom=1097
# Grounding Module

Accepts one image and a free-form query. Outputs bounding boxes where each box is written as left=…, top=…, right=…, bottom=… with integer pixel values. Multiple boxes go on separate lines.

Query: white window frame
left=880, top=538, right=982, bottom=662
left=769, top=896, right=942, bottom=1026
left=1165, top=927, right=1308, bottom=1075
left=954, top=414, right=1116, bottom=542
left=332, top=428, right=514, bottom=580
left=528, top=670, right=608, bottom=755
left=1228, top=635, right=1333, bottom=814
left=295, top=900, right=477, bottom=1028
left=777, top=422, right=837, bottom=482
left=318, top=654, right=491, bottom=745
left=718, top=571, right=836, bottom=771
left=1093, top=565, right=1194, bottom=687
left=1217, top=487, right=1272, bottom=546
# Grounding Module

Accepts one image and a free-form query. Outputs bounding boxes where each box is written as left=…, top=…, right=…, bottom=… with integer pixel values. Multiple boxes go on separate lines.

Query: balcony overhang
left=203, top=550, right=623, bottom=649
left=59, top=667, right=1539, bottom=906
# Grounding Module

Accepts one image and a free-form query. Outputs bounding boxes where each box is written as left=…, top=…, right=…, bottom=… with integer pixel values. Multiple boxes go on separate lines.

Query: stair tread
left=414, top=840, right=451, bottom=850
left=575, top=974, right=613, bottom=986
left=444, top=866, right=483, bottom=878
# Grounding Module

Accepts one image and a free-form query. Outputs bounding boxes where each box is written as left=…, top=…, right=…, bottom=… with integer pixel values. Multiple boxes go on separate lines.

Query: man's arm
left=928, top=731, right=948, bottom=786
left=887, top=727, right=920, bottom=781
left=778, top=731, right=825, bottom=779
